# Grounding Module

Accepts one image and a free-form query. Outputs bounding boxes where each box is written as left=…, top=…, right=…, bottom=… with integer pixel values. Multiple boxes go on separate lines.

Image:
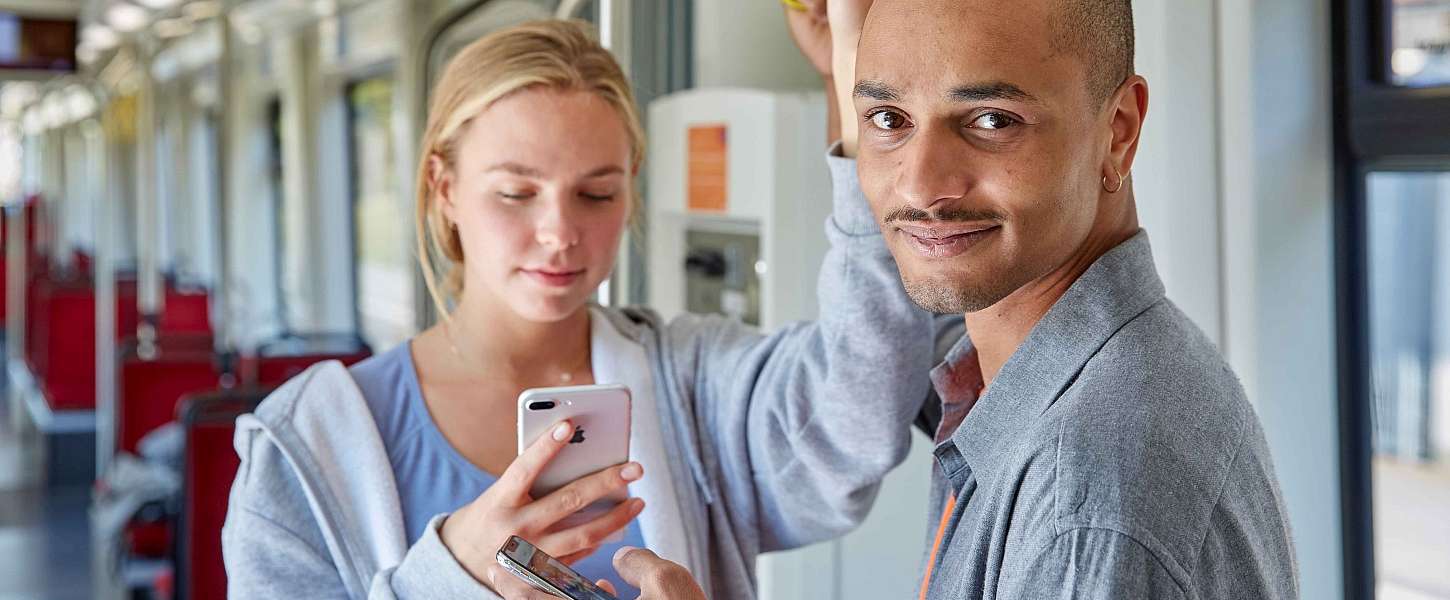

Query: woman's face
left=439, top=87, right=633, bottom=323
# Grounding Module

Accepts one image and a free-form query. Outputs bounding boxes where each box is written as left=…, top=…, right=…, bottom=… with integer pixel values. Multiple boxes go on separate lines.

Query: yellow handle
left=781, top=0, right=808, bottom=11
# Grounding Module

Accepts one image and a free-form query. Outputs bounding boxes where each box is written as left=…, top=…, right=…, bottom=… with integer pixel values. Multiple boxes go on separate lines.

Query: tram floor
left=0, top=356, right=95, bottom=600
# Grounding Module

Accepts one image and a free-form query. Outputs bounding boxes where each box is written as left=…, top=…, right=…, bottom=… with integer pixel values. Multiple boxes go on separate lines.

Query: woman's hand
left=486, top=547, right=705, bottom=600
left=440, top=419, right=646, bottom=590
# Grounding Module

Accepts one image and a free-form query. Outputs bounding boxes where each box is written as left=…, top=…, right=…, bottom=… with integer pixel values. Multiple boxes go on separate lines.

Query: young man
left=848, top=0, right=1298, bottom=597
left=496, top=0, right=1300, bottom=598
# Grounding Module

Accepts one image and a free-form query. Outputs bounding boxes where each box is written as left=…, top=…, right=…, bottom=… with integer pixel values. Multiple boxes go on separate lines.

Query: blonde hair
left=414, top=19, right=645, bottom=319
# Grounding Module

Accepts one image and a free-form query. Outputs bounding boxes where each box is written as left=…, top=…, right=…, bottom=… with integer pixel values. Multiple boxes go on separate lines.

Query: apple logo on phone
left=569, top=425, right=586, bottom=444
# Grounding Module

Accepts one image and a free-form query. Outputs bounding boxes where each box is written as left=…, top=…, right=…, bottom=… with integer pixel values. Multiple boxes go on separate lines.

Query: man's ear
left=428, top=154, right=457, bottom=224
left=1105, top=75, right=1149, bottom=179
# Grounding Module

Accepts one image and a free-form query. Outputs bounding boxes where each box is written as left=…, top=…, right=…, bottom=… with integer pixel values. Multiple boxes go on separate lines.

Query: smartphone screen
left=497, top=536, right=619, bottom=600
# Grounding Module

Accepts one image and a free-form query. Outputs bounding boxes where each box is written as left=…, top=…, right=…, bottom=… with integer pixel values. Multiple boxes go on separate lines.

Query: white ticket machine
left=646, top=88, right=829, bottom=330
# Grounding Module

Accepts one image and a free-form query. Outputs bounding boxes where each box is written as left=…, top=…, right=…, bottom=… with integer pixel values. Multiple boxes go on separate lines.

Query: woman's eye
left=868, top=110, right=910, bottom=131
left=969, top=112, right=1019, bottom=131
left=582, top=192, right=616, bottom=202
left=498, top=191, right=533, bottom=201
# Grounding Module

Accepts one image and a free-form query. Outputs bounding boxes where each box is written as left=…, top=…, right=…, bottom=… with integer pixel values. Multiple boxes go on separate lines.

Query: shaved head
left=1051, top=0, right=1135, bottom=107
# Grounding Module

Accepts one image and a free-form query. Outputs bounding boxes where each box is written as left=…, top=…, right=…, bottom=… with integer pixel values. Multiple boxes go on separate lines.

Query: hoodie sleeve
left=223, top=428, right=499, bottom=599
left=660, top=145, right=936, bottom=552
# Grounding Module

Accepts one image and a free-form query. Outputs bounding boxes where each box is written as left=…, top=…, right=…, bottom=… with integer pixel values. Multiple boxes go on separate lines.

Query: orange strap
left=918, top=494, right=957, bottom=600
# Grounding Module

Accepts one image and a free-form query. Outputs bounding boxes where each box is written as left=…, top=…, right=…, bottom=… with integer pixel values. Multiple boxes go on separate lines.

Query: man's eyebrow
left=947, top=81, right=1041, bottom=104
left=853, top=79, right=902, bottom=101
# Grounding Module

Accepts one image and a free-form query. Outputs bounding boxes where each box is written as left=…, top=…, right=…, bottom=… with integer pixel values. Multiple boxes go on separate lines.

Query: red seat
left=159, top=290, right=211, bottom=335
left=251, top=352, right=370, bottom=386
left=25, top=277, right=144, bottom=413
left=178, top=388, right=271, bottom=600
left=117, top=346, right=221, bottom=454
left=127, top=521, right=173, bottom=561
left=242, top=334, right=372, bottom=386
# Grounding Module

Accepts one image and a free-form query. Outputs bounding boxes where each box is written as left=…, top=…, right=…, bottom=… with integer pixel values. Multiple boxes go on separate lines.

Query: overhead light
left=1392, top=48, right=1429, bottom=79
left=153, top=17, right=195, bottom=38
left=82, top=24, right=120, bottom=50
left=183, top=1, right=222, bottom=21
left=313, top=0, right=338, bottom=17
left=76, top=43, right=101, bottom=65
left=41, top=94, right=69, bottom=129
left=134, top=0, right=182, bottom=8
left=0, top=83, right=39, bottom=120
left=64, top=87, right=97, bottom=123
left=106, top=2, right=151, bottom=34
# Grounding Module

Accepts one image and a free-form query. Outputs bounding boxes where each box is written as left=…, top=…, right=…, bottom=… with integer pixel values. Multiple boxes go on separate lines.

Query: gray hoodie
left=221, top=151, right=942, bottom=599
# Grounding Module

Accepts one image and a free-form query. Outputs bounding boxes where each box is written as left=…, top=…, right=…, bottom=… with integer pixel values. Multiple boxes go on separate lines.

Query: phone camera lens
left=528, top=400, right=557, bottom=411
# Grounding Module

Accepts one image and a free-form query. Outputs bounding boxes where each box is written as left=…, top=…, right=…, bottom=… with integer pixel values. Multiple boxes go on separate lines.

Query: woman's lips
left=521, top=268, right=585, bottom=287
left=895, top=224, right=1000, bottom=259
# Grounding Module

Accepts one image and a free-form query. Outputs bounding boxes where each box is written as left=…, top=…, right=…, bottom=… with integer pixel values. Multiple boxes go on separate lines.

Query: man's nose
left=895, top=126, right=974, bottom=211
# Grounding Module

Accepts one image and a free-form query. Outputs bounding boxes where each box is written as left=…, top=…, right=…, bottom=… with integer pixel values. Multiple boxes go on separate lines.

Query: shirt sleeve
left=996, top=527, right=1188, bottom=600
left=660, top=144, right=937, bottom=552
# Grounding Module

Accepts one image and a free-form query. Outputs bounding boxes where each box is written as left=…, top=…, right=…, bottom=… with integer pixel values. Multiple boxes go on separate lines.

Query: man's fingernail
left=620, top=463, right=643, bottom=481
left=614, top=546, right=638, bottom=561
left=553, top=421, right=572, bottom=441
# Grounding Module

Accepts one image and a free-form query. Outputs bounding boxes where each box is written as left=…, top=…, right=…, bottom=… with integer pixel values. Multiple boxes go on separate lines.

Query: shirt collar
left=932, top=229, right=1167, bottom=469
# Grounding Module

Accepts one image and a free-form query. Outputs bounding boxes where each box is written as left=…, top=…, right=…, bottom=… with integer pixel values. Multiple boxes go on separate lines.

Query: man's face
left=854, top=0, right=1116, bottom=314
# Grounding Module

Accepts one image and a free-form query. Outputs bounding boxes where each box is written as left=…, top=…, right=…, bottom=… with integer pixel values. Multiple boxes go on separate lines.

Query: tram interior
left=0, top=0, right=1448, bottom=599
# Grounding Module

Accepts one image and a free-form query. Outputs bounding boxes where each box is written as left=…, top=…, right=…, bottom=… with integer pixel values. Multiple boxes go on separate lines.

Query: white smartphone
left=517, top=384, right=632, bottom=514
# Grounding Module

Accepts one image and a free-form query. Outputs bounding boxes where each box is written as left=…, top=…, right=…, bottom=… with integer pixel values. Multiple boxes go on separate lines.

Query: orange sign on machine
left=687, top=124, right=728, bottom=212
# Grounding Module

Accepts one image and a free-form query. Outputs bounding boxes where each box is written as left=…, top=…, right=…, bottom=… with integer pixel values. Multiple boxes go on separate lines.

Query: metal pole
left=135, top=39, right=161, bottom=342
left=86, top=116, right=114, bottom=475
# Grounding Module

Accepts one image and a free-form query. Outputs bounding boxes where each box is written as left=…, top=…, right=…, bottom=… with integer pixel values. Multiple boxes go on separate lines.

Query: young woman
left=222, top=18, right=934, bottom=600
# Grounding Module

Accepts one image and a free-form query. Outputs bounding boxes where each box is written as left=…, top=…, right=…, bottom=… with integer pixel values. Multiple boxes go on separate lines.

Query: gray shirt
left=918, top=231, right=1300, bottom=600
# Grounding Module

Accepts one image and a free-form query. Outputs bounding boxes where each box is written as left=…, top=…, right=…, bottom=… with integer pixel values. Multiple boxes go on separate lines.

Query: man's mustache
left=882, top=207, right=1004, bottom=224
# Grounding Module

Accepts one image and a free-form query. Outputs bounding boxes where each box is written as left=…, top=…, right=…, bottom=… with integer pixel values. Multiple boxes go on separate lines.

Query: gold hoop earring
left=1102, top=168, right=1126, bottom=194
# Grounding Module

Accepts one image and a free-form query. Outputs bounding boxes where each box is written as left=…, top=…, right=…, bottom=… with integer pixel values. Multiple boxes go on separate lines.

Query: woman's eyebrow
left=484, top=161, right=544, bottom=177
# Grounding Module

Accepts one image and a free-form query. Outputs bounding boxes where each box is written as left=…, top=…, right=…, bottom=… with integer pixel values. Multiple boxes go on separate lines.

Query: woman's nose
left=535, top=202, right=581, bottom=250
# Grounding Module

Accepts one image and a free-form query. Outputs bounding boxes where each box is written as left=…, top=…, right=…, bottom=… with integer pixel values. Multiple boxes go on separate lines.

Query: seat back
left=117, top=342, right=221, bottom=453
left=177, top=388, right=271, bottom=600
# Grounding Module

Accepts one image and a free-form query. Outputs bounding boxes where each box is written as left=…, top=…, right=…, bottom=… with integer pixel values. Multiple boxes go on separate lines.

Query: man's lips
left=892, top=222, right=999, bottom=240
left=893, top=223, right=1000, bottom=259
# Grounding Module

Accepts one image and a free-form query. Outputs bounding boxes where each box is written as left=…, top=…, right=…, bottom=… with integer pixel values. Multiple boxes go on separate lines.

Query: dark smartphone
left=496, top=535, right=620, bottom=600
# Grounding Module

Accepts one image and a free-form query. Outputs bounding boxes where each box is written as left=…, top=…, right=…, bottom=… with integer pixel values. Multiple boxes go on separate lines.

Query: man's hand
left=827, top=0, right=874, bottom=157
left=784, top=0, right=832, bottom=77
left=612, top=547, right=705, bottom=599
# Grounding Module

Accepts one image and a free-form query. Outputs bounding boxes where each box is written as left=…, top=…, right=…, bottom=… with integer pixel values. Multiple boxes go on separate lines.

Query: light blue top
left=350, top=343, right=643, bottom=597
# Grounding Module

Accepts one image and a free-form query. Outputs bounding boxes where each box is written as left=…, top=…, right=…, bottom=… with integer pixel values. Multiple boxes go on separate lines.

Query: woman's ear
left=428, top=154, right=457, bottom=224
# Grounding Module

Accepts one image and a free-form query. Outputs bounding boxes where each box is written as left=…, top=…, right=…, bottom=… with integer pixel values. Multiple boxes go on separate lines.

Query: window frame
left=342, top=70, right=404, bottom=351
left=1333, top=1, right=1450, bottom=598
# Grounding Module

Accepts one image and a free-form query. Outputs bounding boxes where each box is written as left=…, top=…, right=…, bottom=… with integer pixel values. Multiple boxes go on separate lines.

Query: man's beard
left=902, top=272, right=1008, bottom=315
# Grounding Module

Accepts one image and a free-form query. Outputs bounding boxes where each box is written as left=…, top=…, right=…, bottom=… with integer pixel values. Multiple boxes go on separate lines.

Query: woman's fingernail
left=620, top=463, right=643, bottom=481
left=553, top=421, right=572, bottom=441
left=632, top=498, right=646, bottom=512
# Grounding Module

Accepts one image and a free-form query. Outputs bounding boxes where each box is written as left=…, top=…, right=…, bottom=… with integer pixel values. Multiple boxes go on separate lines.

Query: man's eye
left=868, top=110, right=910, bottom=131
left=498, top=191, right=533, bottom=201
left=969, top=112, right=1019, bottom=130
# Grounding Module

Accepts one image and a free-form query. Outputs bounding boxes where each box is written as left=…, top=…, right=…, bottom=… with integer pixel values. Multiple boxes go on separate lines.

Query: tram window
left=346, top=77, right=413, bottom=350
left=1389, top=0, right=1450, bottom=87
left=1365, top=171, right=1450, bottom=600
